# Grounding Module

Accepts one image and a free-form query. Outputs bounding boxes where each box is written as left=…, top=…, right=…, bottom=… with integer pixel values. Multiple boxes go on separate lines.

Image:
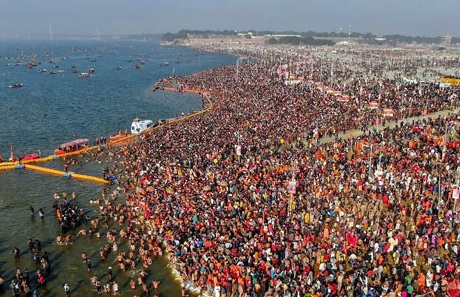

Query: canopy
left=381, top=108, right=395, bottom=117
left=59, top=138, right=89, bottom=148
left=366, top=102, right=379, bottom=109
left=73, top=138, right=90, bottom=145
left=337, top=95, right=350, bottom=102
left=333, top=90, right=342, bottom=96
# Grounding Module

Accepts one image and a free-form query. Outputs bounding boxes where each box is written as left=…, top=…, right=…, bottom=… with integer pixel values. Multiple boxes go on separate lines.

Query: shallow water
left=0, top=38, right=235, bottom=296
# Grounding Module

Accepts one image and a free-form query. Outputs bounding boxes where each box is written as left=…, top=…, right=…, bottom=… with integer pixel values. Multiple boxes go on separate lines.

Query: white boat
left=130, top=118, right=154, bottom=135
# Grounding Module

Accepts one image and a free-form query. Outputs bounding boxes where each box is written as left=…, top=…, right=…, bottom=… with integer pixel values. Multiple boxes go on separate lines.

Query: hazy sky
left=1, top=0, right=458, bottom=38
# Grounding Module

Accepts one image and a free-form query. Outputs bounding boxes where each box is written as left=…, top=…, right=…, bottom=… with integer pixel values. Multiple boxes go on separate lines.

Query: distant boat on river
left=9, top=83, right=23, bottom=88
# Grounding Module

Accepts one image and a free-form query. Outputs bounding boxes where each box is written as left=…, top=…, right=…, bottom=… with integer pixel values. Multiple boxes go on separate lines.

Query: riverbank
left=100, top=41, right=460, bottom=297
left=0, top=40, right=238, bottom=297
left=4, top=39, right=457, bottom=297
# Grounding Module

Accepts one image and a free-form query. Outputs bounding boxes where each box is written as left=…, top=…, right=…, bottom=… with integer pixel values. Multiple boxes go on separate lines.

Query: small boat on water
left=131, top=118, right=154, bottom=135
left=159, top=61, right=169, bottom=67
left=108, top=131, right=129, bottom=143
left=27, top=60, right=39, bottom=68
left=22, top=153, right=40, bottom=161
left=9, top=83, right=23, bottom=88
left=55, top=138, right=90, bottom=155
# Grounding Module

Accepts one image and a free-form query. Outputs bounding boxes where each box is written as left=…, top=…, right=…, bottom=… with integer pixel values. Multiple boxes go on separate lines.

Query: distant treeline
left=162, top=30, right=238, bottom=41
left=161, top=30, right=460, bottom=45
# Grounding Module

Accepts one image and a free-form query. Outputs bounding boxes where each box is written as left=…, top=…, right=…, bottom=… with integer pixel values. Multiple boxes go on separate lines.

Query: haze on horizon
left=1, top=0, right=458, bottom=39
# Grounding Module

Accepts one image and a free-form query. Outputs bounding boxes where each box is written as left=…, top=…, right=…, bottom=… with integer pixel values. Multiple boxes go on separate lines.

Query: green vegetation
left=162, top=30, right=238, bottom=42
left=161, top=30, right=460, bottom=45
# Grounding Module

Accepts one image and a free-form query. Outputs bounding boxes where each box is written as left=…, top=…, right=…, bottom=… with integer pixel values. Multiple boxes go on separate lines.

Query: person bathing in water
left=38, top=208, right=44, bottom=219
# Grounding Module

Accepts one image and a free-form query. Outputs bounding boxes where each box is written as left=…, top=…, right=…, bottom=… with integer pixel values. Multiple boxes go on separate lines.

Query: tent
left=381, top=108, right=395, bottom=117
left=366, top=102, right=379, bottom=109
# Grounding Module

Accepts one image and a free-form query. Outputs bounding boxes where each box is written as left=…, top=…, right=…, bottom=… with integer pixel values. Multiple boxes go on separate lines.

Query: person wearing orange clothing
left=417, top=272, right=426, bottom=293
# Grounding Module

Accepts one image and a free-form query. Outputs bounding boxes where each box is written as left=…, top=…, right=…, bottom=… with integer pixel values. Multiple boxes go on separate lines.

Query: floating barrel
left=63, top=173, right=72, bottom=178
left=14, top=165, right=25, bottom=169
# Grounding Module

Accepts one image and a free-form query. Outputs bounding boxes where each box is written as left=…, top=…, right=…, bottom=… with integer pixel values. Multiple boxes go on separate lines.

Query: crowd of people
left=3, top=43, right=460, bottom=297
left=8, top=244, right=51, bottom=296
left=79, top=44, right=460, bottom=297
left=55, top=196, right=92, bottom=233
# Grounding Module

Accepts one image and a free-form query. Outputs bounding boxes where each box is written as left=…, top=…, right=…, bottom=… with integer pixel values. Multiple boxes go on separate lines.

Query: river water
left=0, top=38, right=235, bottom=296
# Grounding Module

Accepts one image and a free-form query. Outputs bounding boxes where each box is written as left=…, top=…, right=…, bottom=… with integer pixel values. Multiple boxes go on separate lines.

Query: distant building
left=237, top=32, right=253, bottom=38
left=265, top=34, right=302, bottom=38
left=440, top=34, right=452, bottom=46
